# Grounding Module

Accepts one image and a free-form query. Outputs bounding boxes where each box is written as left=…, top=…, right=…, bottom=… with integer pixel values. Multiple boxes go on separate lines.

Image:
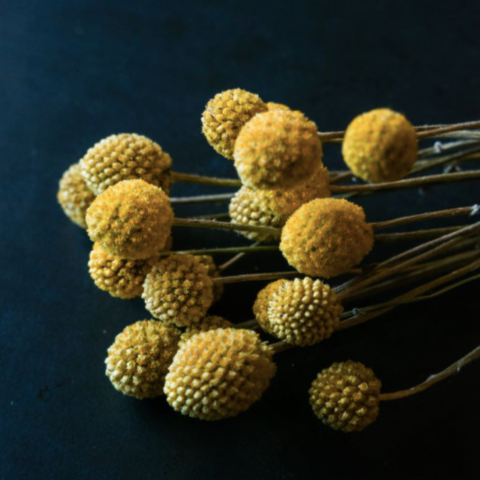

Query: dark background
left=2, top=1, right=480, bottom=479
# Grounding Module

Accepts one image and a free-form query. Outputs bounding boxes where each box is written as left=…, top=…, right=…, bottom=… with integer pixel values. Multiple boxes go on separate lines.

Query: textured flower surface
left=309, top=361, right=381, bottom=432
left=342, top=108, right=417, bottom=183
left=105, top=320, right=181, bottom=399
left=86, top=179, right=173, bottom=259
left=142, top=254, right=214, bottom=327
left=57, top=163, right=96, bottom=228
left=198, top=255, right=224, bottom=302
left=266, top=101, right=291, bottom=111
left=234, top=110, right=323, bottom=190
left=88, top=243, right=160, bottom=299
left=178, top=315, right=233, bottom=348
left=253, top=277, right=343, bottom=346
left=280, top=198, right=374, bottom=278
left=164, top=328, right=276, bottom=420
left=80, top=133, right=172, bottom=195
left=201, top=88, right=268, bottom=159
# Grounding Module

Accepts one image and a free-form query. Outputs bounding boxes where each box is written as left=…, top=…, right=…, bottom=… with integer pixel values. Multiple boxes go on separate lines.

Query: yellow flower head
left=178, top=315, right=233, bottom=348
left=342, top=108, right=417, bottom=183
left=266, top=101, right=291, bottom=111
left=164, top=328, right=276, bottom=420
left=86, top=179, right=173, bottom=259
left=253, top=277, right=343, bottom=346
left=234, top=110, right=323, bottom=190
left=280, top=198, right=374, bottom=278
left=105, top=319, right=181, bottom=399
left=80, top=133, right=172, bottom=195
left=57, top=163, right=96, bottom=228
left=309, top=361, right=381, bottom=432
left=142, top=254, right=214, bottom=327
left=201, top=88, right=268, bottom=159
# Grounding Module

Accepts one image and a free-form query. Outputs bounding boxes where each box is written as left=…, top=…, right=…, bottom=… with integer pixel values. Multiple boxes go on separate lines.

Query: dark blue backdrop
left=2, top=1, right=480, bottom=479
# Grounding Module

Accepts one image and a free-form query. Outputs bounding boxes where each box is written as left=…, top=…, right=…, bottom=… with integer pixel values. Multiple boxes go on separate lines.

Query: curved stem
left=172, top=217, right=281, bottom=237
left=379, top=344, right=480, bottom=401
left=171, top=171, right=242, bottom=187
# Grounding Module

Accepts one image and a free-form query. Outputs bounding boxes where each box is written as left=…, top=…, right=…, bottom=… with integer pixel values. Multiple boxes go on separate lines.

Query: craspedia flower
left=164, top=328, right=276, bottom=420
left=234, top=110, right=323, bottom=190
left=80, top=133, right=172, bottom=195
left=309, top=361, right=381, bottom=432
left=201, top=88, right=268, bottom=160
left=342, top=108, right=417, bottom=183
left=57, top=163, right=96, bottom=228
left=86, top=179, right=173, bottom=259
left=178, top=315, right=233, bottom=347
left=266, top=101, right=290, bottom=111
left=229, top=166, right=331, bottom=242
left=280, top=198, right=374, bottom=278
left=88, top=243, right=160, bottom=299
left=105, top=320, right=181, bottom=399
left=198, top=255, right=224, bottom=302
left=253, top=277, right=343, bottom=346
left=142, top=254, right=214, bottom=327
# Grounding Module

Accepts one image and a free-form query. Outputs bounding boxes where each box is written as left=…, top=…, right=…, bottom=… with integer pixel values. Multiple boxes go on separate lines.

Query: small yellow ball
left=86, top=179, right=173, bottom=259
left=280, top=198, right=374, bottom=278
left=234, top=110, right=323, bottom=190
left=266, top=101, right=291, bottom=111
left=309, top=361, right=381, bottom=432
left=342, top=108, right=417, bottom=183
left=57, top=163, right=96, bottom=228
left=80, top=133, right=172, bottom=195
left=201, top=88, right=268, bottom=160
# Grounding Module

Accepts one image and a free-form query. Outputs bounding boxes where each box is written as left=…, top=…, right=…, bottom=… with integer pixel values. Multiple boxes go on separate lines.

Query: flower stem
left=218, top=241, right=262, bottom=272
left=171, top=171, right=241, bottom=187
left=170, top=193, right=234, bottom=204
left=172, top=217, right=281, bottom=237
left=215, top=271, right=300, bottom=285
left=379, top=344, right=480, bottom=401
left=374, top=226, right=463, bottom=243
left=159, top=245, right=279, bottom=256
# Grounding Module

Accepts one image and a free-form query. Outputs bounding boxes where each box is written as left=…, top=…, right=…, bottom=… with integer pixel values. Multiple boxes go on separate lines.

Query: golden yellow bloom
left=280, top=198, right=374, bottom=278
left=342, top=108, right=417, bottom=183
left=266, top=101, right=290, bottom=111
left=57, top=163, right=96, bottom=228
left=178, top=315, right=233, bottom=348
left=88, top=243, right=161, bottom=299
left=142, top=254, right=214, bottom=327
left=309, top=361, right=381, bottom=432
left=253, top=277, right=343, bottom=346
left=198, top=255, right=224, bottom=302
left=80, top=133, right=172, bottom=195
left=234, top=110, right=323, bottom=190
left=164, top=328, right=276, bottom=420
left=86, top=179, right=173, bottom=260
left=201, top=88, right=268, bottom=159
left=105, top=320, right=181, bottom=399
left=229, top=166, right=331, bottom=241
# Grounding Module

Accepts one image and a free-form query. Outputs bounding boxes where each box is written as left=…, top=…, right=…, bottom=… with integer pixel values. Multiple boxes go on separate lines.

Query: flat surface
left=2, top=1, right=480, bottom=479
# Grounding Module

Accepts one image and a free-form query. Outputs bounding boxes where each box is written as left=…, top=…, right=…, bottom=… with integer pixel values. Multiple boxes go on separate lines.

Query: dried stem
left=170, top=193, right=234, bottom=205
left=215, top=271, right=300, bottom=285
left=374, top=227, right=462, bottom=243
left=379, top=344, right=480, bottom=401
left=171, top=171, right=241, bottom=187
left=218, top=241, right=262, bottom=272
left=159, top=245, right=279, bottom=257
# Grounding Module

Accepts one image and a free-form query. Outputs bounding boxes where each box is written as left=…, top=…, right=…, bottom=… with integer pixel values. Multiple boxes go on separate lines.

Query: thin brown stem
left=171, top=171, right=242, bottom=187
left=218, top=241, right=262, bottom=272
left=371, top=206, right=479, bottom=230
left=170, top=193, right=234, bottom=204
left=374, top=227, right=463, bottom=243
left=158, top=245, right=279, bottom=256
left=215, top=271, right=300, bottom=285
left=379, top=344, right=480, bottom=401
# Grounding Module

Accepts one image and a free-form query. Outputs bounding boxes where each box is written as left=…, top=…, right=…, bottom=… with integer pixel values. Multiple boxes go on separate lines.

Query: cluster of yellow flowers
left=58, top=87, right=423, bottom=429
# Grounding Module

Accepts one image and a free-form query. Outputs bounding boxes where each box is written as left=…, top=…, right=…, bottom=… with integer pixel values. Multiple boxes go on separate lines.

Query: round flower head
left=233, top=110, right=323, bottom=190
left=88, top=243, right=161, bottom=299
left=253, top=277, right=343, bottom=346
left=80, top=133, right=172, bottom=195
left=342, top=108, right=417, bottom=183
left=201, top=88, right=268, bottom=160
left=86, top=179, right=173, bottom=259
left=142, top=254, right=214, bottom=327
left=105, top=320, right=181, bottom=399
left=230, top=165, right=331, bottom=242
left=280, top=198, right=374, bottom=278
left=309, top=361, right=381, bottom=432
left=198, top=255, right=224, bottom=302
left=266, top=101, right=290, bottom=111
left=164, top=328, right=276, bottom=420
left=57, top=163, right=96, bottom=228
left=178, top=315, right=233, bottom=348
